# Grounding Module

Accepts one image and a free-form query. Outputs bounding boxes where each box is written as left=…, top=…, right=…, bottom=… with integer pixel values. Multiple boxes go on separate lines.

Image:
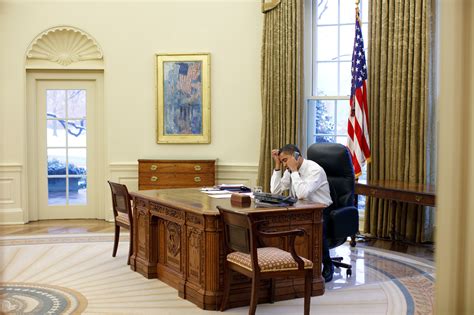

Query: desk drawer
left=139, top=162, right=215, bottom=174
left=139, top=173, right=215, bottom=187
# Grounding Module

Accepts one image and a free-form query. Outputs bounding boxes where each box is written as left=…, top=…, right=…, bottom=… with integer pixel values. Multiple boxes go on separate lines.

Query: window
left=306, top=0, right=368, bottom=148
left=305, top=0, right=369, bottom=222
left=46, top=89, right=87, bottom=205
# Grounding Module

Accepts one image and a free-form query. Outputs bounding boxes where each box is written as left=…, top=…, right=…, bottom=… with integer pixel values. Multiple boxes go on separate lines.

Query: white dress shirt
left=270, top=159, right=333, bottom=206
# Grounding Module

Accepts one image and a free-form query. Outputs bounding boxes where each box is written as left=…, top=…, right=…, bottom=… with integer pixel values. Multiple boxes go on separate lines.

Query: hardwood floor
left=0, top=219, right=115, bottom=236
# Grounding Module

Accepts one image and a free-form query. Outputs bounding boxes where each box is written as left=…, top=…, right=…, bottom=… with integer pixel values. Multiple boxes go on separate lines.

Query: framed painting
left=156, top=53, right=211, bottom=143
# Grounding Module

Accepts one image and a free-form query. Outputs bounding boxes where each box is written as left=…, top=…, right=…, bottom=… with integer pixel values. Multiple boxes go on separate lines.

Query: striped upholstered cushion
left=227, top=247, right=313, bottom=272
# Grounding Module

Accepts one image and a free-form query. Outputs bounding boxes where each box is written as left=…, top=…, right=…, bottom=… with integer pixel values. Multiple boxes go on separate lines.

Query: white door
left=36, top=80, right=97, bottom=219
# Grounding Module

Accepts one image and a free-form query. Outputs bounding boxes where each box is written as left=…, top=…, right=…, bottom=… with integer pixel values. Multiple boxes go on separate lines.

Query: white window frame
left=303, top=0, right=368, bottom=152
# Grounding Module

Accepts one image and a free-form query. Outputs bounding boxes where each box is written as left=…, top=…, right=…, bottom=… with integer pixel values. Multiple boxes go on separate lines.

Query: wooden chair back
left=108, top=181, right=133, bottom=225
left=219, top=208, right=252, bottom=253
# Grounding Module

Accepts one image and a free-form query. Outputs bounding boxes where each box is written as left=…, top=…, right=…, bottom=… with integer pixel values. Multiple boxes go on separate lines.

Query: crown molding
left=26, top=26, right=103, bottom=67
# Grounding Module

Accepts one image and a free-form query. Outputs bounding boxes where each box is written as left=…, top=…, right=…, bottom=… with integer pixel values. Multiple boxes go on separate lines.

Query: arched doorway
left=25, top=26, right=105, bottom=220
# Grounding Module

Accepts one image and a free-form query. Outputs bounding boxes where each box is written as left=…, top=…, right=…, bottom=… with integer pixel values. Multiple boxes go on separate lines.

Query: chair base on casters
left=332, top=256, right=352, bottom=277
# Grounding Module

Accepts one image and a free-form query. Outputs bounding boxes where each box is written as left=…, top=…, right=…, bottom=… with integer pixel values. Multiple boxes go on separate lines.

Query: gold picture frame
left=156, top=53, right=211, bottom=144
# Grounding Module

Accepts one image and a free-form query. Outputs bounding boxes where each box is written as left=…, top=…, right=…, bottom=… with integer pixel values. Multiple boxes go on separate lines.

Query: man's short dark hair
left=278, top=144, right=301, bottom=155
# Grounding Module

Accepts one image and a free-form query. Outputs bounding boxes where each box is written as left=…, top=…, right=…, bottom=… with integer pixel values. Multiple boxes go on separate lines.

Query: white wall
left=0, top=0, right=262, bottom=223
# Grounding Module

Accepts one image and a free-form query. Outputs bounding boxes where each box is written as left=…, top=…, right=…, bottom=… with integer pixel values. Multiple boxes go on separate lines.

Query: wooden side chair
left=217, top=206, right=313, bottom=315
left=108, top=181, right=133, bottom=265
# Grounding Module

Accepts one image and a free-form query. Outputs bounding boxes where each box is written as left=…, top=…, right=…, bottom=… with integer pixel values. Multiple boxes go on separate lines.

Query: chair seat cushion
left=227, top=247, right=313, bottom=272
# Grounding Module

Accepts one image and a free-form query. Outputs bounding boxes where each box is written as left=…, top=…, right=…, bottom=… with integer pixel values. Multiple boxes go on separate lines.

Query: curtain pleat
left=257, top=0, right=303, bottom=191
left=365, top=0, right=433, bottom=243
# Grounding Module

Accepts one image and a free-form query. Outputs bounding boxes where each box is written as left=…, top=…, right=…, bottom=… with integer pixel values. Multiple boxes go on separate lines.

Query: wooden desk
left=355, top=180, right=436, bottom=240
left=129, top=188, right=326, bottom=310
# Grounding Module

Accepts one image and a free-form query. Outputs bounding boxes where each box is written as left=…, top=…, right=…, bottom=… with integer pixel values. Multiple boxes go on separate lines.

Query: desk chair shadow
left=107, top=181, right=133, bottom=265
left=307, top=143, right=359, bottom=276
left=217, top=206, right=313, bottom=315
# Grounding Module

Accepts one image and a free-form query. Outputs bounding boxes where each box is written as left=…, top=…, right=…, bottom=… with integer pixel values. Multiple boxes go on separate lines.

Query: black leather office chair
left=307, top=143, right=359, bottom=276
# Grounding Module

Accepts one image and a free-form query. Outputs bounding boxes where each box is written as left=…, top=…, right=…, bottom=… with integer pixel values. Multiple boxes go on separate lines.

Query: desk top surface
left=130, top=188, right=326, bottom=216
left=355, top=179, right=436, bottom=195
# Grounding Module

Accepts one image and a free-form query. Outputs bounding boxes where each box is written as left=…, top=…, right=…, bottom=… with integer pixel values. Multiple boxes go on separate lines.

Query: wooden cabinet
left=138, top=159, right=216, bottom=190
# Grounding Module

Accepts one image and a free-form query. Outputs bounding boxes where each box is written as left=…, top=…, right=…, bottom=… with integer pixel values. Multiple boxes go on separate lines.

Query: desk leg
left=390, top=200, right=397, bottom=241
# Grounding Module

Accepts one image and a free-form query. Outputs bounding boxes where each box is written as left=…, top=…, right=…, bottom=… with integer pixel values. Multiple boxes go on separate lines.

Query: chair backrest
left=218, top=207, right=252, bottom=253
left=108, top=181, right=133, bottom=221
left=307, top=143, right=355, bottom=209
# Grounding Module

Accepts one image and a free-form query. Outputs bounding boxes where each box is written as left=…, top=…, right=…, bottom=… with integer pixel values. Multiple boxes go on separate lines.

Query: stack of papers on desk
left=200, top=188, right=232, bottom=198
left=200, top=186, right=253, bottom=199
left=206, top=190, right=233, bottom=198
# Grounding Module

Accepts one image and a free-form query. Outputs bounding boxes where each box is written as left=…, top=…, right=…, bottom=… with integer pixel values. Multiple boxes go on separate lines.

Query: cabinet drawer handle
left=194, top=176, right=201, bottom=182
left=150, top=176, right=158, bottom=182
left=150, top=165, right=158, bottom=171
left=194, top=165, right=202, bottom=171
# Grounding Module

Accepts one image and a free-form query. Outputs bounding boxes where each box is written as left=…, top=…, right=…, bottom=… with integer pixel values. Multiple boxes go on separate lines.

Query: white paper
left=208, top=194, right=233, bottom=199
left=203, top=190, right=232, bottom=195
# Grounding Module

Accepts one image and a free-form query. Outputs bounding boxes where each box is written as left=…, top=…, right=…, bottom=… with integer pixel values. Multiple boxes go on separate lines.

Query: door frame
left=26, top=71, right=106, bottom=221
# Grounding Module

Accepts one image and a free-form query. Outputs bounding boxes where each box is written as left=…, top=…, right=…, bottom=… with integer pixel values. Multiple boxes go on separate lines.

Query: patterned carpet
left=0, top=234, right=435, bottom=314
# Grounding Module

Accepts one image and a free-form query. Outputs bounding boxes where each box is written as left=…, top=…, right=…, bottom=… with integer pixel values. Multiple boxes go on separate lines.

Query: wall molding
left=0, top=164, right=25, bottom=224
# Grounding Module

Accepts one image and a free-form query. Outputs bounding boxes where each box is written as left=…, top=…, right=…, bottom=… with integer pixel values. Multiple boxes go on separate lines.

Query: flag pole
left=355, top=0, right=361, bottom=23
left=352, top=0, right=362, bottom=247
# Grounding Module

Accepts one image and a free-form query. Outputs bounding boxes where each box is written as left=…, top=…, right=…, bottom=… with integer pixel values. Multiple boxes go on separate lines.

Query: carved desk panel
left=130, top=188, right=325, bottom=310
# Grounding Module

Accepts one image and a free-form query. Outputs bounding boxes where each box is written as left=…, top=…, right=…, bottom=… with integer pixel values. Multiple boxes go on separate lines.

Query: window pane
left=340, top=24, right=355, bottom=62
left=361, top=0, right=369, bottom=23
left=69, top=175, right=87, bottom=205
left=315, top=100, right=335, bottom=134
left=47, top=90, right=66, bottom=119
left=340, top=6, right=356, bottom=24
left=48, top=178, right=66, bottom=205
left=336, top=136, right=347, bottom=145
left=336, top=100, right=350, bottom=134
left=362, top=24, right=369, bottom=60
left=316, top=135, right=335, bottom=143
left=67, top=90, right=86, bottom=118
left=339, top=61, right=352, bottom=96
left=316, top=0, right=338, bottom=25
left=67, top=120, right=87, bottom=147
left=316, top=62, right=338, bottom=95
left=48, top=149, right=66, bottom=175
left=68, top=148, right=87, bottom=176
left=47, top=120, right=66, bottom=147
left=317, top=26, right=338, bottom=61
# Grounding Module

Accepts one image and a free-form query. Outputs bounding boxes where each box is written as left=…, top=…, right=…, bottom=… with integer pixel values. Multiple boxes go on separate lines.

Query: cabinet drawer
left=139, top=162, right=215, bottom=174
left=139, top=173, right=215, bottom=187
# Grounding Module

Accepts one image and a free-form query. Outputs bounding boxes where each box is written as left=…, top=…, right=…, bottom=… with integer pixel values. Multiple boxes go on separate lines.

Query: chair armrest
left=257, top=229, right=306, bottom=270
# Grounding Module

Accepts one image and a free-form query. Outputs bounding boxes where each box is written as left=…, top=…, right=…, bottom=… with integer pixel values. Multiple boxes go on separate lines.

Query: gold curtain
left=257, top=0, right=303, bottom=191
left=365, top=0, right=432, bottom=242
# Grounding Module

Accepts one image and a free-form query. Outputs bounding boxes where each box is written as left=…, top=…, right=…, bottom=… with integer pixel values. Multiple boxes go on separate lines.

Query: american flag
left=347, top=10, right=371, bottom=178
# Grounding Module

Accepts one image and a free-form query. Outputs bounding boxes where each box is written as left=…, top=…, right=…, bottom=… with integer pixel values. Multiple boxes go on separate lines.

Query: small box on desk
left=230, top=193, right=251, bottom=207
